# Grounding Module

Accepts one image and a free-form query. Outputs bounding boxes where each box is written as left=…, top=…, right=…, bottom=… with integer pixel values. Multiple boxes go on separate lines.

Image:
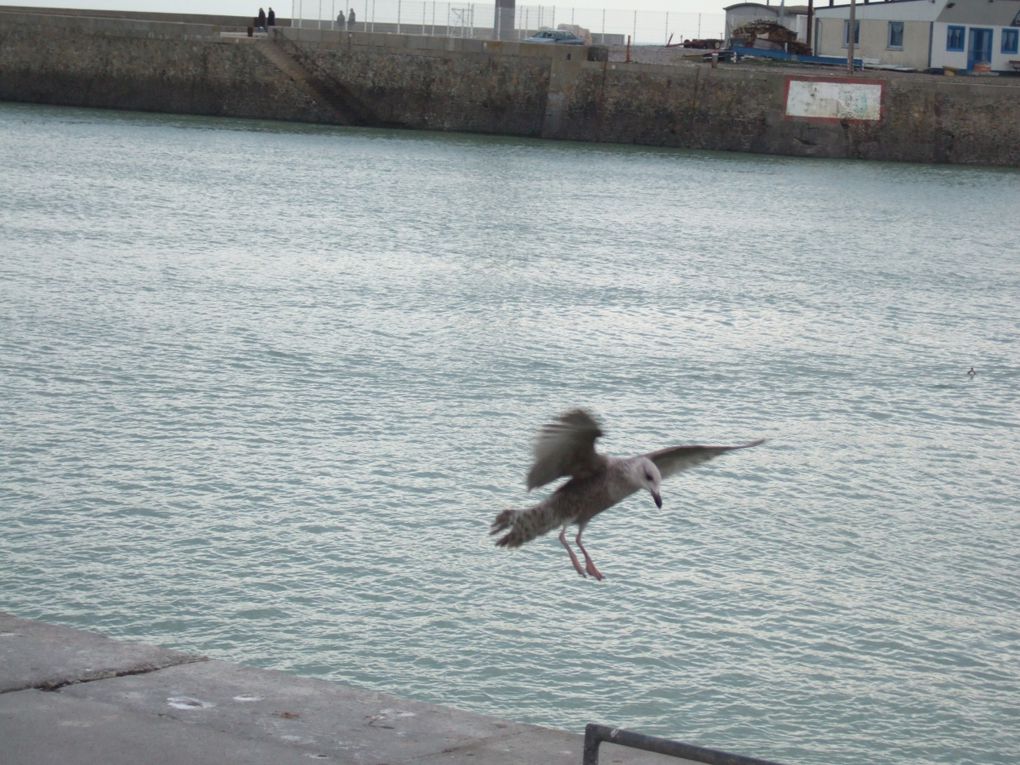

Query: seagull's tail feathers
left=490, top=502, right=560, bottom=548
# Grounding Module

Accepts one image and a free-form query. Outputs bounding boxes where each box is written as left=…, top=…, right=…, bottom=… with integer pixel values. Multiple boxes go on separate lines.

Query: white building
left=813, top=0, right=1020, bottom=72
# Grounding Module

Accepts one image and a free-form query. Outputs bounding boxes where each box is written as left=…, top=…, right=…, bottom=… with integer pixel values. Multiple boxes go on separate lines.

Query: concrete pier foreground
left=0, top=612, right=694, bottom=764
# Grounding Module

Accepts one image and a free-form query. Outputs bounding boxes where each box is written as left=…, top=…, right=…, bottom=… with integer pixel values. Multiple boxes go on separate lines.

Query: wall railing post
left=582, top=724, right=603, bottom=765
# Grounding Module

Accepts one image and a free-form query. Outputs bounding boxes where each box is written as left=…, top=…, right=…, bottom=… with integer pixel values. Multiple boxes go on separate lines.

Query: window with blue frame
left=947, top=25, right=965, bottom=51
left=1003, top=28, right=1019, bottom=54
left=843, top=19, right=861, bottom=46
left=888, top=21, right=904, bottom=49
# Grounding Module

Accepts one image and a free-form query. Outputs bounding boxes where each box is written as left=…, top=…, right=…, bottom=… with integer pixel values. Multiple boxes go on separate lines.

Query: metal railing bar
left=583, top=724, right=789, bottom=765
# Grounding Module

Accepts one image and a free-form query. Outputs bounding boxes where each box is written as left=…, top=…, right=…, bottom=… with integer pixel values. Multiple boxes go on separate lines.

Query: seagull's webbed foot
left=559, top=528, right=587, bottom=578
left=576, top=533, right=605, bottom=581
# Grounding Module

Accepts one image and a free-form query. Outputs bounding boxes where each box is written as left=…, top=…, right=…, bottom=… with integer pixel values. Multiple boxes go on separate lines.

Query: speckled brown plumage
left=490, top=409, right=764, bottom=580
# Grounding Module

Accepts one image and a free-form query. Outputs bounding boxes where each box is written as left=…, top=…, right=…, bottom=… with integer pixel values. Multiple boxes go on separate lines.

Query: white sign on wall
left=785, top=78, right=884, bottom=122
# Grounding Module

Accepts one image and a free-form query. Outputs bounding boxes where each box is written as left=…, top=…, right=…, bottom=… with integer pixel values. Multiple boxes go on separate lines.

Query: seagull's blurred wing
left=526, top=409, right=607, bottom=490
left=645, top=439, right=765, bottom=480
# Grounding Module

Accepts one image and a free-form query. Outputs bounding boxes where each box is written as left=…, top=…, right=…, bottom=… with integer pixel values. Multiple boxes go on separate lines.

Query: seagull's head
left=634, top=458, right=662, bottom=509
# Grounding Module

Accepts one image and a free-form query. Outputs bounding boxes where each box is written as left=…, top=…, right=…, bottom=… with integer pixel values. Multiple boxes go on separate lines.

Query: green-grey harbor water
left=1, top=101, right=1018, bottom=765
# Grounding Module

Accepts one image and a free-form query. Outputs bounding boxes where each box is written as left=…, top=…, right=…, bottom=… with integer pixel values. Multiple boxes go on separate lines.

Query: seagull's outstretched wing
left=645, top=439, right=765, bottom=480
left=526, top=409, right=607, bottom=490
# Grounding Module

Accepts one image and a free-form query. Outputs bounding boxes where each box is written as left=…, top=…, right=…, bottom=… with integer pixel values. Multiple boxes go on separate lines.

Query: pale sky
left=8, top=0, right=731, bottom=21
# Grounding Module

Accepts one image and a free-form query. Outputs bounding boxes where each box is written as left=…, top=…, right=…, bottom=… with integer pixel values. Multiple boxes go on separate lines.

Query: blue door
left=968, top=28, right=993, bottom=69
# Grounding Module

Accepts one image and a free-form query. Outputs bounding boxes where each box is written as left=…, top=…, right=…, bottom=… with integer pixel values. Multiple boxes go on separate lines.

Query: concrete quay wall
left=0, top=10, right=319, bottom=123
left=557, top=62, right=1020, bottom=166
left=1, top=8, right=1019, bottom=166
left=0, top=612, right=695, bottom=764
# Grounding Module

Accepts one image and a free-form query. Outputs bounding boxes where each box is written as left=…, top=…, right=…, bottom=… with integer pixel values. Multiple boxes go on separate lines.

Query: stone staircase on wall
left=255, top=31, right=386, bottom=127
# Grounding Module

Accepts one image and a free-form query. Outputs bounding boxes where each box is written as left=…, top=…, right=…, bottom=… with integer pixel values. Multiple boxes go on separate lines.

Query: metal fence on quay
left=289, top=0, right=724, bottom=46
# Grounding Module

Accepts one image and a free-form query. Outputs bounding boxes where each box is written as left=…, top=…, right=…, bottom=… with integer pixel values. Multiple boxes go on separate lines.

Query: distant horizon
left=3, top=0, right=730, bottom=23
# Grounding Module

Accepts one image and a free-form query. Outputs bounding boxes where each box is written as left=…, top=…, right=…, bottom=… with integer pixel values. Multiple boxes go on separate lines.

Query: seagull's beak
left=651, top=489, right=662, bottom=509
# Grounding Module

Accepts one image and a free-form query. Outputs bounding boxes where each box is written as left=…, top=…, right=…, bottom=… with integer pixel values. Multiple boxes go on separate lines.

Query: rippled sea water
left=1, top=102, right=1018, bottom=765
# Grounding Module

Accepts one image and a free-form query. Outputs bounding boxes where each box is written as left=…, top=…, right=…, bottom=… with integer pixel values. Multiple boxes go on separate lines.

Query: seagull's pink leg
left=575, top=531, right=605, bottom=581
left=559, top=528, right=586, bottom=578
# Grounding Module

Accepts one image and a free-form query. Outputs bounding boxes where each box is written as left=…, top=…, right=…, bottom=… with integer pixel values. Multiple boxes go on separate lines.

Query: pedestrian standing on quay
left=348, top=8, right=356, bottom=29
left=257, top=7, right=266, bottom=31
left=267, top=7, right=275, bottom=26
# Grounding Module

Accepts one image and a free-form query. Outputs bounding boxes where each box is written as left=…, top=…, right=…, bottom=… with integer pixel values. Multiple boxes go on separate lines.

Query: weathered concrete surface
left=0, top=613, right=692, bottom=764
left=2, top=6, right=1018, bottom=165
left=1, top=690, right=321, bottom=765
left=0, top=612, right=201, bottom=693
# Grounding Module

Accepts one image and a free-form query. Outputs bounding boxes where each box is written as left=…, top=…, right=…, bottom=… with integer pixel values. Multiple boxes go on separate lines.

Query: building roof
left=724, top=2, right=810, bottom=12
left=938, top=0, right=1020, bottom=25
left=812, top=0, right=934, bottom=7
left=813, top=0, right=946, bottom=20
left=814, top=0, right=1020, bottom=24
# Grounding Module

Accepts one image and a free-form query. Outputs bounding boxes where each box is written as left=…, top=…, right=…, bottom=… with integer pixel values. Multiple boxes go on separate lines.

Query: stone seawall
left=0, top=12, right=321, bottom=123
left=1, top=7, right=1019, bottom=166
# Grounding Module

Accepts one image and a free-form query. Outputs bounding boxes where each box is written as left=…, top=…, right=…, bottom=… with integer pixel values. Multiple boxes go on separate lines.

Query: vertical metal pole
left=632, top=9, right=637, bottom=45
left=552, top=5, right=556, bottom=30
left=601, top=8, right=605, bottom=39
left=807, top=0, right=814, bottom=53
left=847, top=0, right=856, bottom=72
left=397, top=0, right=401, bottom=33
left=697, top=13, right=701, bottom=38
left=582, top=725, right=601, bottom=765
left=318, top=0, right=322, bottom=29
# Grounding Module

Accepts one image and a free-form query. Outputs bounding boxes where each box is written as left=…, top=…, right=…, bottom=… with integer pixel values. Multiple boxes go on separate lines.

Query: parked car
left=524, top=29, right=585, bottom=45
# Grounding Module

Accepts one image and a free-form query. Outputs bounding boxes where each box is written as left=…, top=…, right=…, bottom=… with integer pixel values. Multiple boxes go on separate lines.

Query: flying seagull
left=490, top=409, right=764, bottom=581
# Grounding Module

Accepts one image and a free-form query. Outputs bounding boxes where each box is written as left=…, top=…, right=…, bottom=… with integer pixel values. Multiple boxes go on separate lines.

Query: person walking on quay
left=257, top=7, right=266, bottom=31
left=267, top=7, right=275, bottom=26
left=336, top=11, right=346, bottom=29
left=347, top=8, right=356, bottom=29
